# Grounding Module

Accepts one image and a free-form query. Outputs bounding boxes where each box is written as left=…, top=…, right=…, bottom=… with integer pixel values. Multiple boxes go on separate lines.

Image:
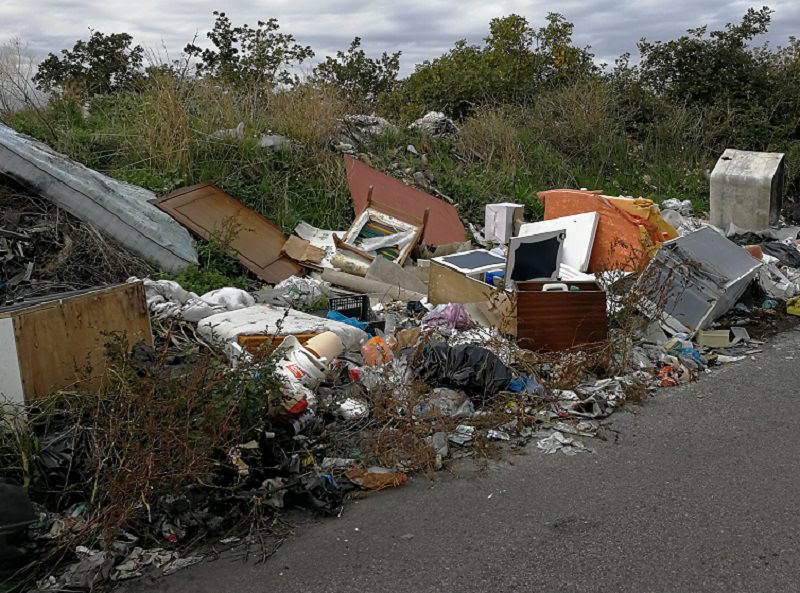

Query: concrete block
left=710, top=149, right=785, bottom=230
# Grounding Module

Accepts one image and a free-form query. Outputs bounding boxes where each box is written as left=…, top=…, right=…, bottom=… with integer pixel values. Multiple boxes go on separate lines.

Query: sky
left=1, top=1, right=798, bottom=74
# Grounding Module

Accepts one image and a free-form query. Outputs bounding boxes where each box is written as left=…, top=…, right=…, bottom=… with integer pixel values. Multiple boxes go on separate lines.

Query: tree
left=33, top=30, right=144, bottom=96
left=184, top=11, right=314, bottom=88
left=311, top=37, right=400, bottom=106
left=379, top=13, right=595, bottom=120
left=637, top=7, right=773, bottom=107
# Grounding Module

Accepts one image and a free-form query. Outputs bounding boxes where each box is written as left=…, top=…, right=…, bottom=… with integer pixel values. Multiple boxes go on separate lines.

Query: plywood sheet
left=345, top=156, right=466, bottom=246
left=428, top=261, right=515, bottom=334
left=152, top=183, right=302, bottom=283
left=9, top=282, right=153, bottom=400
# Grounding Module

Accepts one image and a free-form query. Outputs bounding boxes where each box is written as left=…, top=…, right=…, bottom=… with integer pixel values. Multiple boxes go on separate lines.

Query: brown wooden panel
left=516, top=281, right=607, bottom=352
left=152, top=183, right=302, bottom=283
left=345, top=156, right=466, bottom=246
left=12, top=283, right=153, bottom=400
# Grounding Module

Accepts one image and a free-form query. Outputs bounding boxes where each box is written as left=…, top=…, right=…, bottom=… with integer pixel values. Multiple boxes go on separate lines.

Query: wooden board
left=427, top=261, right=515, bottom=334
left=345, top=156, right=466, bottom=246
left=516, top=281, right=607, bottom=352
left=5, top=282, right=153, bottom=400
left=152, top=183, right=302, bottom=284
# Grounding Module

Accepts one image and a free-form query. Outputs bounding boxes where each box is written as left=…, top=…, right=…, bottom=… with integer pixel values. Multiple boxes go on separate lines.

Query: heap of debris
left=0, top=183, right=155, bottom=303
left=2, top=123, right=799, bottom=590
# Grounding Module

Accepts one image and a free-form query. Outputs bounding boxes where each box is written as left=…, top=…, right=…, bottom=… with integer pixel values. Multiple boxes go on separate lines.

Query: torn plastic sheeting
left=196, top=304, right=367, bottom=351
left=0, top=123, right=197, bottom=272
left=640, top=227, right=762, bottom=334
left=536, top=431, right=593, bottom=455
left=416, top=341, right=513, bottom=401
left=758, top=263, right=797, bottom=300
left=345, top=155, right=466, bottom=246
left=538, top=189, right=676, bottom=273
left=358, top=229, right=416, bottom=253
left=421, top=303, right=475, bottom=330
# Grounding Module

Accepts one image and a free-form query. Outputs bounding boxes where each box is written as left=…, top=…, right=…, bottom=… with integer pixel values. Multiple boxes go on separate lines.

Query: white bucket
left=279, top=336, right=327, bottom=389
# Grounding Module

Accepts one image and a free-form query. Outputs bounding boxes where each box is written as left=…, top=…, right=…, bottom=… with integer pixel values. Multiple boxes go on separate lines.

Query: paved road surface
left=126, top=329, right=800, bottom=593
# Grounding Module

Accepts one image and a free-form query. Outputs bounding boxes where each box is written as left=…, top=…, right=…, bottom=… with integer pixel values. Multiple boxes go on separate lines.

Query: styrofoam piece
left=484, top=203, right=524, bottom=244
left=197, top=305, right=367, bottom=351
left=0, top=123, right=198, bottom=272
left=518, top=212, right=599, bottom=272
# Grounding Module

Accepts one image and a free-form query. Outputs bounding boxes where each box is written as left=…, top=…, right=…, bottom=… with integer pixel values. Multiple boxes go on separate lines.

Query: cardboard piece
left=641, top=227, right=762, bottom=334
left=506, top=229, right=565, bottom=289
left=344, top=155, right=466, bottom=245
left=151, top=183, right=302, bottom=284
left=281, top=235, right=325, bottom=266
left=518, top=212, right=599, bottom=272
left=485, top=203, right=524, bottom=244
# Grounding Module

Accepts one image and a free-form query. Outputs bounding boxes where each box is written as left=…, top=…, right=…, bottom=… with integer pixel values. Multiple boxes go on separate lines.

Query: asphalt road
left=126, top=329, right=800, bottom=593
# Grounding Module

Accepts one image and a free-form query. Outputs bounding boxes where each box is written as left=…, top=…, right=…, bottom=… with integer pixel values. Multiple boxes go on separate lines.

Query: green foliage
left=167, top=222, right=250, bottom=294
left=185, top=11, right=314, bottom=88
left=312, top=37, right=400, bottom=107
left=379, top=13, right=596, bottom=121
left=33, top=30, right=144, bottom=97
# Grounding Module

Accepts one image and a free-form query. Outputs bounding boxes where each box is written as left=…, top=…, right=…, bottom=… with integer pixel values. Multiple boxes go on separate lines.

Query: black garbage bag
left=760, top=242, right=800, bottom=268
left=416, top=341, right=513, bottom=402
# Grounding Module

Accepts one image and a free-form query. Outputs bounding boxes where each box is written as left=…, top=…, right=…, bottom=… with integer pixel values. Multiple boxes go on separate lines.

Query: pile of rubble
left=2, top=123, right=799, bottom=589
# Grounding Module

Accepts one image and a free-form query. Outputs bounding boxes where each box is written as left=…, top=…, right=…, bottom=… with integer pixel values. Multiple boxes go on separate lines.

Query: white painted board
left=518, top=212, right=599, bottom=272
left=0, top=318, right=24, bottom=407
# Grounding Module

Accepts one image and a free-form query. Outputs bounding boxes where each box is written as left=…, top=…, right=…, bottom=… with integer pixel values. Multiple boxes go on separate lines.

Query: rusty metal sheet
left=345, top=156, right=466, bottom=246
left=151, top=183, right=302, bottom=284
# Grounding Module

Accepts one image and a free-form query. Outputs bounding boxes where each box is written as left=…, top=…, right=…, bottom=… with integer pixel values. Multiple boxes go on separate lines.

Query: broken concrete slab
left=710, top=149, right=785, bottom=231
left=151, top=183, right=302, bottom=284
left=344, top=156, right=466, bottom=246
left=0, top=123, right=197, bottom=272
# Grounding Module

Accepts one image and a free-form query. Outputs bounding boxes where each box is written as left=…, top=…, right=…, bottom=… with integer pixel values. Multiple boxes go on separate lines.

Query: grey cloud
left=1, top=1, right=797, bottom=76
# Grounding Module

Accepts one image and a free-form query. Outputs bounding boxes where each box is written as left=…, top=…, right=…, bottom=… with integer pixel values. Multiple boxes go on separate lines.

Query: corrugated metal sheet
left=516, top=281, right=607, bottom=352
left=344, top=156, right=466, bottom=246
left=152, top=183, right=302, bottom=284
